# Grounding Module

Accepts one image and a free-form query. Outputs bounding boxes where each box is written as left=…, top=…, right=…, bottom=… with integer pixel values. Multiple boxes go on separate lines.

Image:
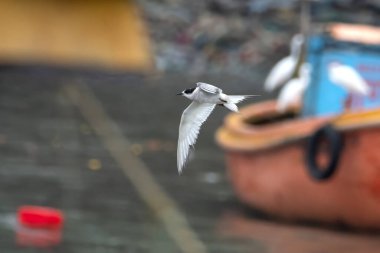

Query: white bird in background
left=276, top=63, right=311, bottom=112
left=176, top=82, right=257, bottom=173
left=328, top=61, right=370, bottom=95
left=264, top=34, right=305, bottom=92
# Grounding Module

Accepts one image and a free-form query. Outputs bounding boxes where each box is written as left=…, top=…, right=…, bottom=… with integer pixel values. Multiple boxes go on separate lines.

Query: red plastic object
left=17, top=206, right=64, bottom=229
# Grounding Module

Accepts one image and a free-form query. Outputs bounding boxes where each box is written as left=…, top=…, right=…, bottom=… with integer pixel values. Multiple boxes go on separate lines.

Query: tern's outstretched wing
left=197, top=82, right=221, bottom=94
left=177, top=102, right=216, bottom=173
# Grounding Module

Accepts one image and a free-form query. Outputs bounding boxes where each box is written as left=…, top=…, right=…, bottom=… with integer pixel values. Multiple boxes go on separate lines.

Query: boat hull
left=217, top=101, right=380, bottom=229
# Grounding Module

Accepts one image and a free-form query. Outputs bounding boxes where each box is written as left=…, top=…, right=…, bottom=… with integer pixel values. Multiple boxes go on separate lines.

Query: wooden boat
left=216, top=100, right=380, bottom=229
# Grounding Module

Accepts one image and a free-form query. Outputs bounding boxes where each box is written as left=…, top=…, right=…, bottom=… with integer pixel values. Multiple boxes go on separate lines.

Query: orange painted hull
left=216, top=101, right=380, bottom=229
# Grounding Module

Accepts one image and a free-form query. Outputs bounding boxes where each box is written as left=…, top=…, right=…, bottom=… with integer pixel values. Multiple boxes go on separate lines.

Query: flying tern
left=176, top=82, right=257, bottom=173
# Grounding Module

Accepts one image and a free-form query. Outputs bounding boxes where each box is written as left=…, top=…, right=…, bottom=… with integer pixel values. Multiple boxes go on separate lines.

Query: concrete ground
left=0, top=66, right=379, bottom=253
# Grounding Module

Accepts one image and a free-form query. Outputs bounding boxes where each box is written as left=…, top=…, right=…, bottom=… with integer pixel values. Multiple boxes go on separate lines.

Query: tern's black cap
left=184, top=88, right=195, bottom=94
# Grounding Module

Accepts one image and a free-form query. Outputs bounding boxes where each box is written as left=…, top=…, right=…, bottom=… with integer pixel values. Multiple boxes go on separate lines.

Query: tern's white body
left=177, top=82, right=256, bottom=173
left=328, top=62, right=370, bottom=95
left=189, top=86, right=224, bottom=104
left=264, top=34, right=304, bottom=92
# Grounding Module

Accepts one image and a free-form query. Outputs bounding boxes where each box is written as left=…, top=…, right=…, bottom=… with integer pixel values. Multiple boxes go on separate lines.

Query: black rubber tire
left=305, top=124, right=343, bottom=181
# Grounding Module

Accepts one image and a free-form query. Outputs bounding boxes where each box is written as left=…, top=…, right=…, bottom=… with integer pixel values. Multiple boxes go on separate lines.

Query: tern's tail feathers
left=227, top=95, right=259, bottom=104
left=222, top=94, right=259, bottom=112
left=223, top=103, right=239, bottom=112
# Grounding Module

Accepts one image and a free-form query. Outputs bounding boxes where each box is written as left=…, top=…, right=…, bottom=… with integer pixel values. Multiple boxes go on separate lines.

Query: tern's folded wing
left=197, top=82, right=221, bottom=94
left=177, top=102, right=216, bottom=173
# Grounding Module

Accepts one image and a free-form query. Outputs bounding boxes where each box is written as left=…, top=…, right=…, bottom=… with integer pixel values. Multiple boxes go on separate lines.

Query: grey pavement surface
left=0, top=66, right=379, bottom=253
left=0, top=67, right=267, bottom=253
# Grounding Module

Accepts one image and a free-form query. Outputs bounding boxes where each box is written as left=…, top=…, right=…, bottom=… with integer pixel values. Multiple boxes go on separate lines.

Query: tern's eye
left=184, top=88, right=195, bottom=94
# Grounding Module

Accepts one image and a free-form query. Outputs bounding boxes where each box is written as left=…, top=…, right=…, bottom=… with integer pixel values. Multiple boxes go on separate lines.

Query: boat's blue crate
left=303, top=34, right=380, bottom=117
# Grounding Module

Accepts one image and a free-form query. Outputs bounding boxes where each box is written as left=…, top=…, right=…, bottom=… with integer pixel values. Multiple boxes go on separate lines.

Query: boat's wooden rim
left=216, top=100, right=380, bottom=151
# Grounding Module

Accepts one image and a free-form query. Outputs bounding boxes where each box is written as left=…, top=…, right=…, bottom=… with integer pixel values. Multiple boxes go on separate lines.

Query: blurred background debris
left=138, top=0, right=379, bottom=79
